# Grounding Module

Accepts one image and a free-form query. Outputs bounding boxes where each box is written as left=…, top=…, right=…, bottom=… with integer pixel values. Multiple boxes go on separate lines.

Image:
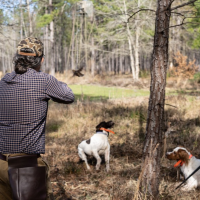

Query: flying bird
left=72, top=66, right=84, bottom=77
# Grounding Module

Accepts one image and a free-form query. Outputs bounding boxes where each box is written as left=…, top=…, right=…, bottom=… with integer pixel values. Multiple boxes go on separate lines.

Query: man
left=0, top=37, right=74, bottom=200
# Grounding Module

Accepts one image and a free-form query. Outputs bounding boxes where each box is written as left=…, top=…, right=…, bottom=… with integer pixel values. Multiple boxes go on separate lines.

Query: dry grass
left=44, top=98, right=145, bottom=200
left=42, top=74, right=200, bottom=200
left=58, top=70, right=200, bottom=91
left=56, top=72, right=150, bottom=90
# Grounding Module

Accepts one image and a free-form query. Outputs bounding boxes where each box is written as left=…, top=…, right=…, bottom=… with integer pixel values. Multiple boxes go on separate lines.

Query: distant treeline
left=0, top=0, right=200, bottom=78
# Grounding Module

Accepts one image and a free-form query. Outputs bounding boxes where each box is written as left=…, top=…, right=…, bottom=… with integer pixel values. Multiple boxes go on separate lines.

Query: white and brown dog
left=78, top=121, right=115, bottom=172
left=166, top=147, right=200, bottom=190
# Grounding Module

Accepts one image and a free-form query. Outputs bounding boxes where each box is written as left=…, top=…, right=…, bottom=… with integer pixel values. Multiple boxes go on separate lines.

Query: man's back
left=0, top=36, right=74, bottom=200
left=0, top=68, right=74, bottom=154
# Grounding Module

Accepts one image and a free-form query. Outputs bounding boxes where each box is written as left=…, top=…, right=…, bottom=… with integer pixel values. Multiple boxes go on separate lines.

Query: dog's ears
left=106, top=121, right=115, bottom=128
left=96, top=121, right=106, bottom=129
left=177, top=146, right=192, bottom=155
left=96, top=121, right=115, bottom=129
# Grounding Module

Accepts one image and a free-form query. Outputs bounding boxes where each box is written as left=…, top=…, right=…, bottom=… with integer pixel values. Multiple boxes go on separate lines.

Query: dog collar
left=174, top=154, right=193, bottom=167
left=100, top=128, right=115, bottom=134
left=96, top=131, right=108, bottom=136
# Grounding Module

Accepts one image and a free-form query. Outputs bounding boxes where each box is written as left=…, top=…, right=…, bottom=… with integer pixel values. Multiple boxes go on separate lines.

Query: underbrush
left=56, top=72, right=150, bottom=90
left=43, top=91, right=200, bottom=199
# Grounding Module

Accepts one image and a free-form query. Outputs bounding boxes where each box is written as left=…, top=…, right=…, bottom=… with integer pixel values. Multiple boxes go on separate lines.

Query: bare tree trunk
left=84, top=14, right=88, bottom=71
left=19, top=0, right=27, bottom=38
left=44, top=24, right=48, bottom=72
left=134, top=0, right=140, bottom=80
left=112, top=51, right=114, bottom=73
left=64, top=47, right=68, bottom=72
left=22, top=17, right=27, bottom=37
left=43, top=5, right=48, bottom=73
left=139, top=0, right=172, bottom=199
left=100, top=53, right=103, bottom=74
left=124, top=55, right=128, bottom=73
left=27, top=0, right=33, bottom=36
left=91, top=37, right=95, bottom=76
left=71, top=7, right=76, bottom=70
left=80, top=14, right=84, bottom=69
left=60, top=13, right=66, bottom=73
left=117, top=53, right=119, bottom=74
left=122, top=44, right=125, bottom=74
left=127, top=35, right=135, bottom=79
left=76, top=33, right=80, bottom=69
left=135, top=26, right=140, bottom=79
left=54, top=43, right=58, bottom=72
left=123, top=0, right=136, bottom=80
left=2, top=50, right=5, bottom=76
left=120, top=49, right=123, bottom=74
left=20, top=0, right=23, bottom=40
left=108, top=53, right=111, bottom=72
left=49, top=0, right=55, bottom=76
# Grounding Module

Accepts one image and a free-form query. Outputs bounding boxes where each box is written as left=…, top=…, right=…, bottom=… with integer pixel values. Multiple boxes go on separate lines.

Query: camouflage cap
left=17, top=37, right=44, bottom=57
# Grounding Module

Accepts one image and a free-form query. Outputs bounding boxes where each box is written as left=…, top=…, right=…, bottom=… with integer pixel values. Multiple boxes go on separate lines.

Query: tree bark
left=44, top=23, right=48, bottom=72
left=20, top=0, right=23, bottom=40
left=2, top=50, right=5, bottom=75
left=91, top=37, right=95, bottom=76
left=134, top=0, right=141, bottom=80
left=61, top=16, right=66, bottom=73
left=127, top=34, right=135, bottom=79
left=112, top=51, right=114, bottom=73
left=141, top=0, right=172, bottom=198
left=71, top=7, right=76, bottom=70
left=135, top=26, right=140, bottom=79
left=76, top=32, right=80, bottom=70
left=84, top=14, right=88, bottom=72
left=108, top=51, right=111, bottom=72
left=27, top=0, right=33, bottom=36
left=120, top=48, right=123, bottom=74
left=123, top=0, right=136, bottom=79
left=100, top=52, right=103, bottom=74
left=49, top=0, right=55, bottom=76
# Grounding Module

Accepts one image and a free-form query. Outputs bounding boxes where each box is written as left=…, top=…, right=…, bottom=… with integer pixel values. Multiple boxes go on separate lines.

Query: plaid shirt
left=0, top=68, right=74, bottom=154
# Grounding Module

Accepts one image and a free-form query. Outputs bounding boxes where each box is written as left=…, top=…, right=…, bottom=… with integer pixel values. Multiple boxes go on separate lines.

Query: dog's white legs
left=78, top=148, right=91, bottom=170
left=105, top=148, right=110, bottom=172
left=93, top=151, right=102, bottom=170
left=183, top=178, right=198, bottom=191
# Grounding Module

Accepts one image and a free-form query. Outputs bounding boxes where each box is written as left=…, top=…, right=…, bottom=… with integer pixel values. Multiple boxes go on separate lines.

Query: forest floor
left=43, top=73, right=200, bottom=200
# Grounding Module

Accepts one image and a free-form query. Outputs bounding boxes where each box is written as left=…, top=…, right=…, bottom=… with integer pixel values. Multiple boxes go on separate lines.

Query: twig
left=127, top=9, right=156, bottom=23
left=165, top=104, right=178, bottom=108
left=171, top=0, right=198, bottom=11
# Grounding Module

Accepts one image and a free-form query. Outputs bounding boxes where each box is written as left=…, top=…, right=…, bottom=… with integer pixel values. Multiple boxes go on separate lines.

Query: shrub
left=169, top=52, right=198, bottom=78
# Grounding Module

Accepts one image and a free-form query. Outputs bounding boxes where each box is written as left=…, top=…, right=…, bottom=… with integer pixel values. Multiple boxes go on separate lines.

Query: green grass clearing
left=68, top=84, right=200, bottom=101
left=69, top=85, right=149, bottom=101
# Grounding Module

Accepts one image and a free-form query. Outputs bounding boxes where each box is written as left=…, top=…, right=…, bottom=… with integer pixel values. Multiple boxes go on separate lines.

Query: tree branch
left=171, top=11, right=186, bottom=17
left=169, top=21, right=200, bottom=29
left=171, top=0, right=198, bottom=11
left=165, top=104, right=178, bottom=108
left=158, top=11, right=200, bottom=31
left=127, top=9, right=155, bottom=23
